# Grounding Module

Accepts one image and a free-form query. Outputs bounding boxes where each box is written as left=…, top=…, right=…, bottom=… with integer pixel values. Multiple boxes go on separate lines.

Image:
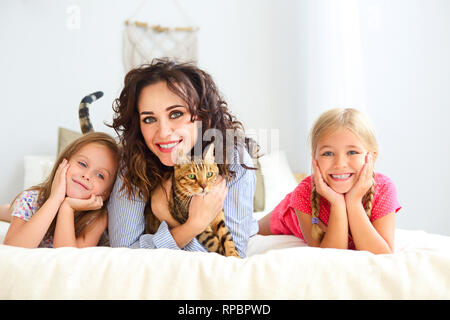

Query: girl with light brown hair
left=4, top=132, right=120, bottom=248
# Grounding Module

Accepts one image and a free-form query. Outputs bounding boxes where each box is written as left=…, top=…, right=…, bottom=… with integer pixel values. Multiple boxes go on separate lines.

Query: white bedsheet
left=1, top=223, right=449, bottom=299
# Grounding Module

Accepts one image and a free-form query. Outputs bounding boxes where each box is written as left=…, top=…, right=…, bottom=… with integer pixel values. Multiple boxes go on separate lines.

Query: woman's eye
left=78, top=161, right=87, bottom=168
left=206, top=172, right=213, bottom=178
left=348, top=150, right=359, bottom=155
left=187, top=174, right=196, bottom=180
left=170, top=110, right=183, bottom=119
left=142, top=116, right=156, bottom=124
left=322, top=151, right=333, bottom=156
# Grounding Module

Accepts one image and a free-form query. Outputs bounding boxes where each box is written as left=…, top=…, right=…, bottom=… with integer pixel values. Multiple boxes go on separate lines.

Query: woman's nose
left=157, top=118, right=173, bottom=138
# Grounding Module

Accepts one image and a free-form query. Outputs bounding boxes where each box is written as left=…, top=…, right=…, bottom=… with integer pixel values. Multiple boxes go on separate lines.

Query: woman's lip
left=156, top=139, right=182, bottom=145
left=156, top=139, right=183, bottom=153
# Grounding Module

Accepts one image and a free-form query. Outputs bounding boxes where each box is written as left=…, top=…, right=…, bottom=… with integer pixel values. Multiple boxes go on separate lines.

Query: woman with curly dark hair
left=107, top=58, right=258, bottom=257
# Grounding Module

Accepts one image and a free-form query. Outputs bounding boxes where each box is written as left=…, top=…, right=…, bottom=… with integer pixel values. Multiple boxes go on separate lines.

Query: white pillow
left=258, top=149, right=298, bottom=213
left=23, top=156, right=55, bottom=189
left=0, top=221, right=10, bottom=244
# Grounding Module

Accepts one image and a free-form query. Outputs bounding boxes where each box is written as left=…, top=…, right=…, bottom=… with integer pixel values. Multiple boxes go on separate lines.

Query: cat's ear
left=203, top=143, right=215, bottom=163
left=175, top=147, right=191, bottom=165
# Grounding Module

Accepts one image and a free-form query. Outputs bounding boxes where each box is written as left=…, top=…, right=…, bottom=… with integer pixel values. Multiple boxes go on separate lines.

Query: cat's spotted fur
left=145, top=144, right=240, bottom=258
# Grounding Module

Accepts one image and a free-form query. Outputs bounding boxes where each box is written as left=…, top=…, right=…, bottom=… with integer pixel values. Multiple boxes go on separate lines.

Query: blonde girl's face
left=315, top=128, right=370, bottom=194
left=138, top=81, right=199, bottom=167
left=65, top=143, right=118, bottom=200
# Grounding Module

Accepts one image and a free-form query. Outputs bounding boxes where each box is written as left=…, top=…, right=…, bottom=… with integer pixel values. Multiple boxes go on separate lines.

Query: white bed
left=1, top=224, right=449, bottom=299
left=1, top=148, right=449, bottom=299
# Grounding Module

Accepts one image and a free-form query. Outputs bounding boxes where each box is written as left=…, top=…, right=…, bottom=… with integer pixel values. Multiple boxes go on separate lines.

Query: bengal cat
left=145, top=144, right=241, bottom=258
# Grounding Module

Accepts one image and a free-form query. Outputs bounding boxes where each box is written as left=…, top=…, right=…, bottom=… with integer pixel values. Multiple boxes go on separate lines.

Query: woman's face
left=138, top=81, right=198, bottom=166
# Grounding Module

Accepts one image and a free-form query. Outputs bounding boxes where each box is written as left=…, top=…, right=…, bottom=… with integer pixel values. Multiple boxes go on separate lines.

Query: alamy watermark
left=66, top=5, right=81, bottom=30
left=171, top=121, right=280, bottom=165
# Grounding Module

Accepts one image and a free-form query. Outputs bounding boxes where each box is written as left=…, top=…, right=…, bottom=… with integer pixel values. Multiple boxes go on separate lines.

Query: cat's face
left=174, top=144, right=219, bottom=196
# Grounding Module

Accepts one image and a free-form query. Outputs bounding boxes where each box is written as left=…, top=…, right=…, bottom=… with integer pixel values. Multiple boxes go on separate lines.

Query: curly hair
left=109, top=58, right=257, bottom=201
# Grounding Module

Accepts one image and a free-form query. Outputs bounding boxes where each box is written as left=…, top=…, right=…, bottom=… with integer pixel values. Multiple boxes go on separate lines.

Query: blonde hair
left=14, top=132, right=121, bottom=240
left=309, top=108, right=378, bottom=241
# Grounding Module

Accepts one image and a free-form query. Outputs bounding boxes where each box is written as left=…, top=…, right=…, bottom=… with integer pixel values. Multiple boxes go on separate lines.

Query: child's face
left=315, top=128, right=370, bottom=194
left=138, top=81, right=199, bottom=167
left=65, top=143, right=118, bottom=200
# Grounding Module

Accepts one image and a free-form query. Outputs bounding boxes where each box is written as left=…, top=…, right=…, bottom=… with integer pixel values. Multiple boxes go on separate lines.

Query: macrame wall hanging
left=122, top=1, right=199, bottom=72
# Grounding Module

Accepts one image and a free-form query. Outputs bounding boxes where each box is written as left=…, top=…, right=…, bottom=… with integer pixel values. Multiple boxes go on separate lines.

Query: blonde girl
left=4, top=132, right=120, bottom=248
left=259, top=108, right=401, bottom=254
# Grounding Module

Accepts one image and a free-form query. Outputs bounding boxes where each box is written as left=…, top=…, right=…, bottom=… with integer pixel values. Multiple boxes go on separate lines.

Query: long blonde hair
left=309, top=108, right=378, bottom=241
left=14, top=132, right=121, bottom=240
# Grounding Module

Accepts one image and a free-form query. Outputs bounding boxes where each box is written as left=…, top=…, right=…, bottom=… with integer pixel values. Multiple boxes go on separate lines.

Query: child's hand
left=312, top=159, right=345, bottom=206
left=63, top=194, right=104, bottom=212
left=50, top=159, right=69, bottom=204
left=345, top=152, right=374, bottom=203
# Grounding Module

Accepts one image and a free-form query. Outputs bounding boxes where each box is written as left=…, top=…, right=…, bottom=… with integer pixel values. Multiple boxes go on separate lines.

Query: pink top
left=270, top=173, right=401, bottom=249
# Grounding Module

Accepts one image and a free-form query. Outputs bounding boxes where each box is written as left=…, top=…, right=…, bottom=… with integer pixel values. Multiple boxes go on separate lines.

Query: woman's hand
left=312, top=159, right=345, bottom=206
left=62, top=194, right=104, bottom=212
left=150, top=179, right=180, bottom=228
left=345, top=152, right=374, bottom=203
left=49, top=159, right=69, bottom=204
left=186, top=176, right=228, bottom=235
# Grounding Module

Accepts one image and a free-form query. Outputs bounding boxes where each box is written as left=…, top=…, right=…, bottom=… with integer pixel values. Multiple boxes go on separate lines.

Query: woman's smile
left=156, top=139, right=183, bottom=153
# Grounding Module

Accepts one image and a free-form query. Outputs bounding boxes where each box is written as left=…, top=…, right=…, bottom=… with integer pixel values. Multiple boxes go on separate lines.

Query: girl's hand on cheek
left=313, top=159, right=345, bottom=206
left=63, top=194, right=104, bottom=212
left=187, top=176, right=228, bottom=234
left=50, top=159, right=69, bottom=204
left=345, top=152, right=374, bottom=203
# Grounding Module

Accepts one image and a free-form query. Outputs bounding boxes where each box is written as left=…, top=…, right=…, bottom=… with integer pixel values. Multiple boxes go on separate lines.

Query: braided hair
left=310, top=172, right=376, bottom=241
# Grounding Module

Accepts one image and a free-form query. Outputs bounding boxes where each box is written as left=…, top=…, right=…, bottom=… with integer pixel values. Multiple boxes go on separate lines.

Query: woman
left=107, top=59, right=258, bottom=257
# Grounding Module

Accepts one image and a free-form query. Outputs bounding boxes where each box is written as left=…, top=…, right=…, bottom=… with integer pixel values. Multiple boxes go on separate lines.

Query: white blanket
left=1, top=225, right=449, bottom=299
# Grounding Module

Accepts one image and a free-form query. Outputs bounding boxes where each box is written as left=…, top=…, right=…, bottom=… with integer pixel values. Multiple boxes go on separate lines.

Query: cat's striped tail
left=79, top=91, right=103, bottom=133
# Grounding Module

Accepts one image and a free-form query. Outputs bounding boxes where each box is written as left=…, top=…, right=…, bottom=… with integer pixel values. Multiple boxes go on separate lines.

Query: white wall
left=1, top=0, right=449, bottom=236
left=0, top=0, right=302, bottom=202
left=359, top=0, right=450, bottom=236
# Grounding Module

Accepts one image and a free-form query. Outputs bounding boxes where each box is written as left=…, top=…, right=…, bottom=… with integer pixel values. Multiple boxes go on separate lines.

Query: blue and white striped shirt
left=107, top=148, right=259, bottom=257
